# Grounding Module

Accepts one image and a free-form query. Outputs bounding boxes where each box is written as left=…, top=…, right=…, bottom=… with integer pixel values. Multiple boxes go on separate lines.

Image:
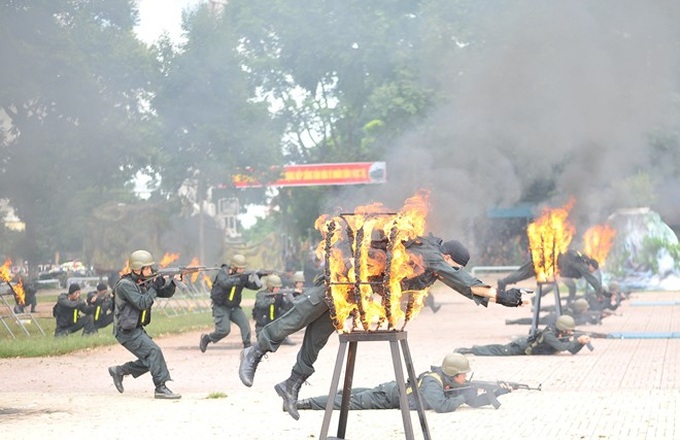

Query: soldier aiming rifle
left=297, top=353, right=517, bottom=412
left=199, top=254, right=274, bottom=352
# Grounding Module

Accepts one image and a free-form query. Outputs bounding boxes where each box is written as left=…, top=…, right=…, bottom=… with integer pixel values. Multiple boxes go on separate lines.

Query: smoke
left=378, top=0, right=680, bottom=238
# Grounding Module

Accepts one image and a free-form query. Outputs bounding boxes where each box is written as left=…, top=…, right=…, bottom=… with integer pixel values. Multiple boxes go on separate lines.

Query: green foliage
left=638, top=236, right=680, bottom=273
left=0, top=1, right=157, bottom=262
left=206, top=392, right=229, bottom=399
left=152, top=4, right=283, bottom=196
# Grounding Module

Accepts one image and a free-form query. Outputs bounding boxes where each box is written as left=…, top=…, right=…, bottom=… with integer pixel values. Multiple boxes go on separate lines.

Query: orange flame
left=188, top=257, right=200, bottom=282
left=158, top=252, right=180, bottom=268
left=583, top=224, right=617, bottom=267
left=527, top=199, right=576, bottom=282
left=0, top=258, right=25, bottom=305
left=316, top=190, right=430, bottom=332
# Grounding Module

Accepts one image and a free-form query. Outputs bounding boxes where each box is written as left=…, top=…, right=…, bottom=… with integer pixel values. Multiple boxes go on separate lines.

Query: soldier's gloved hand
left=495, top=288, right=522, bottom=307
left=494, top=382, right=512, bottom=396
left=153, top=276, right=166, bottom=289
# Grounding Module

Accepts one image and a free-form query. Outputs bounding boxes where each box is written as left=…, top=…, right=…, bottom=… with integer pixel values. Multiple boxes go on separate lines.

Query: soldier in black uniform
left=297, top=353, right=510, bottom=412
left=252, top=274, right=294, bottom=339
left=24, top=281, right=38, bottom=313
left=238, top=234, right=525, bottom=420
left=199, top=254, right=264, bottom=352
left=53, top=283, right=96, bottom=336
left=497, top=249, right=606, bottom=307
left=87, top=283, right=114, bottom=331
left=455, top=315, right=591, bottom=356
left=107, top=250, right=181, bottom=399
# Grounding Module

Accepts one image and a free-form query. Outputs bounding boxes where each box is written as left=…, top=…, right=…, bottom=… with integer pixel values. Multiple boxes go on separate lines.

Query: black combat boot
left=108, top=366, right=125, bottom=393
left=296, top=398, right=312, bottom=410
left=243, top=340, right=251, bottom=348
left=275, top=370, right=310, bottom=421
left=154, top=384, right=181, bottom=400
left=199, top=334, right=210, bottom=353
left=238, top=344, right=266, bottom=387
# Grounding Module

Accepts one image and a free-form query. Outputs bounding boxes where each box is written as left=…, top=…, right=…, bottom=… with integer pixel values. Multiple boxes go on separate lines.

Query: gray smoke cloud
left=362, top=0, right=680, bottom=241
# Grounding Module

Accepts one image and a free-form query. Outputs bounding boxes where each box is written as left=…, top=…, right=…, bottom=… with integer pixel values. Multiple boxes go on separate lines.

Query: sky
left=134, top=0, right=204, bottom=44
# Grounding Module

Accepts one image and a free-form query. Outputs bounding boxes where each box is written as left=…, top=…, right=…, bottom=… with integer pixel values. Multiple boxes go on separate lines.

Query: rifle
left=263, top=287, right=294, bottom=297
left=141, top=266, right=220, bottom=285
left=466, top=380, right=542, bottom=392
left=444, top=379, right=541, bottom=409
left=248, top=269, right=275, bottom=278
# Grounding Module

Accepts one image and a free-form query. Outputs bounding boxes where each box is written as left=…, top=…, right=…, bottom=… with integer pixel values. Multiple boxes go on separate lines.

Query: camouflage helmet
left=556, top=315, right=576, bottom=331
left=441, top=352, right=471, bottom=376
left=129, top=250, right=155, bottom=271
left=573, top=298, right=589, bottom=313
left=266, top=274, right=283, bottom=289
left=230, top=254, right=247, bottom=269
left=292, top=271, right=305, bottom=283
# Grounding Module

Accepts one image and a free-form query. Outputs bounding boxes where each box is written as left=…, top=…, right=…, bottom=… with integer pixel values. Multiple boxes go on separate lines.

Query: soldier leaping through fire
left=238, top=234, right=527, bottom=421
left=497, top=249, right=608, bottom=307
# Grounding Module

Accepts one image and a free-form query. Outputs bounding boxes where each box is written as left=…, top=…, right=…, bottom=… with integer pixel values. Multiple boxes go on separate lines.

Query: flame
left=583, top=224, right=617, bottom=267
left=527, top=199, right=576, bottom=282
left=188, top=257, right=200, bottom=282
left=203, top=274, right=213, bottom=288
left=316, top=190, right=430, bottom=332
left=0, top=258, right=25, bottom=305
left=158, top=252, right=180, bottom=268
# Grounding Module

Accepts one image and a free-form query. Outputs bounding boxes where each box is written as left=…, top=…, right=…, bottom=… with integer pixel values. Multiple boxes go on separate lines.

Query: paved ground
left=1, top=274, right=679, bottom=439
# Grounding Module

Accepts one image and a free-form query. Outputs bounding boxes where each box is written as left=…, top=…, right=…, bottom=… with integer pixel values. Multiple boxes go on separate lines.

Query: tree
left=229, top=0, right=436, bottom=241
left=0, top=0, right=157, bottom=262
left=152, top=4, right=283, bottom=217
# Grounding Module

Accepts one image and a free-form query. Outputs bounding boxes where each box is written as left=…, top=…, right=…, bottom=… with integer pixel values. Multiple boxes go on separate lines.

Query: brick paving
left=1, top=273, right=679, bottom=439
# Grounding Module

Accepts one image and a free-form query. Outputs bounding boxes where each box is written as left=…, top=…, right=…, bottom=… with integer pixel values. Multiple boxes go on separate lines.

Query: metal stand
left=319, top=331, right=431, bottom=440
left=0, top=292, right=45, bottom=338
left=530, top=281, right=561, bottom=338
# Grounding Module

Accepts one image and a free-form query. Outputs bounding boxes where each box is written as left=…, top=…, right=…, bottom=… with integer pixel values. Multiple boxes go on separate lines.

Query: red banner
left=232, top=162, right=386, bottom=188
